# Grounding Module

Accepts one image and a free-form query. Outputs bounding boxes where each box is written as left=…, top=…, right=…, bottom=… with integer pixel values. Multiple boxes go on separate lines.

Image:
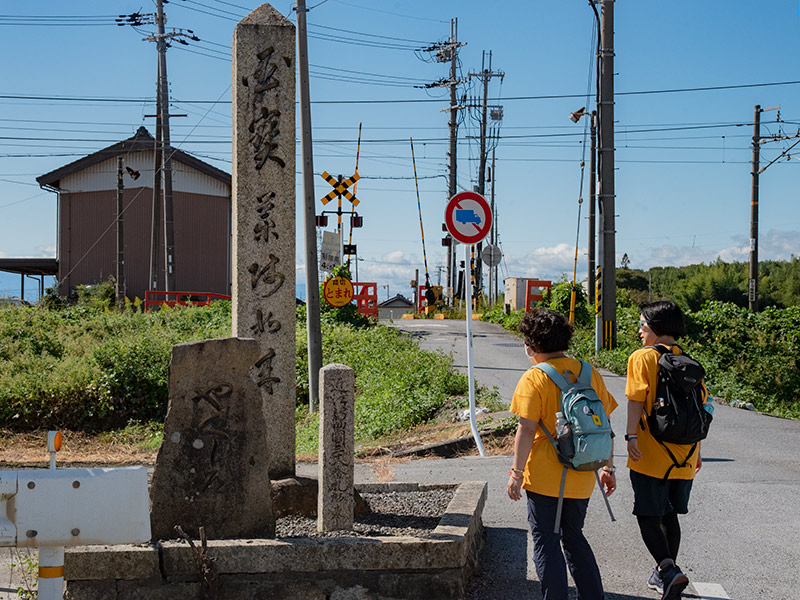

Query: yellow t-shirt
left=511, top=357, right=618, bottom=499
left=625, top=345, right=709, bottom=480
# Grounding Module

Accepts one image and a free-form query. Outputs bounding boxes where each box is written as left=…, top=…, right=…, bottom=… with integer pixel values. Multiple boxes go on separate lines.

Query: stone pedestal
left=317, top=364, right=355, bottom=531
left=149, top=337, right=275, bottom=540
left=232, top=3, right=297, bottom=479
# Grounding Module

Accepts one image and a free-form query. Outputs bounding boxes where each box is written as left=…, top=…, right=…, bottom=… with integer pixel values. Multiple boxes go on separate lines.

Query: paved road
left=4, top=319, right=798, bottom=599
left=366, top=318, right=800, bottom=599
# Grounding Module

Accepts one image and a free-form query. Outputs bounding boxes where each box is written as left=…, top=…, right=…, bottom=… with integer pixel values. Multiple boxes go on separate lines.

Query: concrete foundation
left=63, top=481, right=486, bottom=600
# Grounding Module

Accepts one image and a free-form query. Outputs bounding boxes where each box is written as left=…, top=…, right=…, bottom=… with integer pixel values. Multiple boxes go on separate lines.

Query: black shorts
left=629, top=470, right=693, bottom=517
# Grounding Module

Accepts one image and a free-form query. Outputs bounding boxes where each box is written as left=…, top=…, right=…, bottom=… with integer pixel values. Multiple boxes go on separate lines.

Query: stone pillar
left=149, top=337, right=276, bottom=540
left=318, top=364, right=355, bottom=532
left=232, top=4, right=296, bottom=479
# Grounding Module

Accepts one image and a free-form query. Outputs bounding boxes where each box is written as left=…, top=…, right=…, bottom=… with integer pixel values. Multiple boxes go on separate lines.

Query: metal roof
left=0, top=257, right=58, bottom=276
left=36, top=127, right=231, bottom=190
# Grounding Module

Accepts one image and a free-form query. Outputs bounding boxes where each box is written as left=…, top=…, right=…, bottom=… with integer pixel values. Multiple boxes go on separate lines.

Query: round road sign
left=444, top=191, right=492, bottom=245
left=323, top=276, right=354, bottom=307
left=481, top=244, right=502, bottom=267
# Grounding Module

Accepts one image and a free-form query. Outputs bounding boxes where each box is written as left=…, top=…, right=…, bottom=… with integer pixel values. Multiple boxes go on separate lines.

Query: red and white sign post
left=445, top=191, right=493, bottom=457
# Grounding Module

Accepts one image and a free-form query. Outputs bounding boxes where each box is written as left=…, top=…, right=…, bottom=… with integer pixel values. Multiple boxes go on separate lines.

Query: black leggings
left=636, top=512, right=681, bottom=564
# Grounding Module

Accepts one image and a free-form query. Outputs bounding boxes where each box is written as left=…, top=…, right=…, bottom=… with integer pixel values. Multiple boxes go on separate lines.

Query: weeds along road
left=380, top=317, right=800, bottom=599
left=383, top=317, right=531, bottom=403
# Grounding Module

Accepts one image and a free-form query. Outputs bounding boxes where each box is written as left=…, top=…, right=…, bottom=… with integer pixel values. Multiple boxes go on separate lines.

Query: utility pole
left=747, top=103, right=787, bottom=311
left=749, top=104, right=761, bottom=312
left=149, top=72, right=162, bottom=292
left=588, top=110, right=597, bottom=307
left=134, top=2, right=197, bottom=292
left=420, top=19, right=465, bottom=305
left=489, top=149, right=496, bottom=306
left=297, top=0, right=323, bottom=413
left=155, top=0, right=176, bottom=292
left=469, top=52, right=503, bottom=305
left=598, top=0, right=616, bottom=349
left=116, top=157, right=125, bottom=302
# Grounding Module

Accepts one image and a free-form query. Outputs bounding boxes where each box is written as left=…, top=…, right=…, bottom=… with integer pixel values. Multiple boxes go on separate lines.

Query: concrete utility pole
left=749, top=104, right=761, bottom=312
left=469, top=51, right=503, bottom=304
left=422, top=19, right=465, bottom=305
left=598, top=0, right=616, bottom=349
left=116, top=157, right=126, bottom=302
left=297, top=0, right=323, bottom=413
left=588, top=110, right=597, bottom=307
left=156, top=0, right=176, bottom=292
left=149, top=72, right=163, bottom=292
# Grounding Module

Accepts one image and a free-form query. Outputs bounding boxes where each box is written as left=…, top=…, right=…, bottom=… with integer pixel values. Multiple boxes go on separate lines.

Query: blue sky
left=2, top=1, right=800, bottom=301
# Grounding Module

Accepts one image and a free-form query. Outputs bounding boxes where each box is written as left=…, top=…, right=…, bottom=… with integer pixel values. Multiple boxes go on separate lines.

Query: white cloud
left=501, top=243, right=580, bottom=282
left=630, top=229, right=798, bottom=270
left=33, top=245, right=55, bottom=258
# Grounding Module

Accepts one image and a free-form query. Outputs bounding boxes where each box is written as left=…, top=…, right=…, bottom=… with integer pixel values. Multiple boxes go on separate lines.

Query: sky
left=2, top=1, right=800, bottom=302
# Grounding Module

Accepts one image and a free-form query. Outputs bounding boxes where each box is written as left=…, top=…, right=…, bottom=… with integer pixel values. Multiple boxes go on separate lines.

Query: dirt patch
left=0, top=418, right=516, bottom=468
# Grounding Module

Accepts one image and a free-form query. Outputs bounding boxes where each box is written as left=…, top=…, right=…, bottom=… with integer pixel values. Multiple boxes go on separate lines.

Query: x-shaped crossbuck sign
left=320, top=171, right=360, bottom=206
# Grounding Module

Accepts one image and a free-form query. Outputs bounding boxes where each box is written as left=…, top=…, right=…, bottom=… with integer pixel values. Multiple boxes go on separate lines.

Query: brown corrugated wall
left=59, top=188, right=231, bottom=301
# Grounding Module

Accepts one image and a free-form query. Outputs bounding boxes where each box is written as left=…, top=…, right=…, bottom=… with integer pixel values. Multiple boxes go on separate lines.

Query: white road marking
left=692, top=582, right=731, bottom=599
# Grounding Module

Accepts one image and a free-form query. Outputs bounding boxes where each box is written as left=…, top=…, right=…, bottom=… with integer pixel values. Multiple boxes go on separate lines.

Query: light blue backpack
left=535, top=360, right=615, bottom=531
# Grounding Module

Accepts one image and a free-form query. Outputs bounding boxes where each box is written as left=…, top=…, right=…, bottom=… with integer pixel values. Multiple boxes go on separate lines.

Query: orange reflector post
left=53, top=431, right=62, bottom=451
left=39, top=565, right=65, bottom=579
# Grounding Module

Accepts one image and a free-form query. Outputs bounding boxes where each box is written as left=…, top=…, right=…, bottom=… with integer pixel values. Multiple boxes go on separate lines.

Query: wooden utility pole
left=297, top=0, right=323, bottom=413
left=598, top=0, right=616, bottom=349
left=149, top=70, right=162, bottom=292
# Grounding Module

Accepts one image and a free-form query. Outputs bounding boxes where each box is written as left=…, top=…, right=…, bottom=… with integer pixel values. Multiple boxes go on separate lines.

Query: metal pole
left=156, top=0, right=176, bottom=292
left=490, top=149, right=496, bottom=306
left=464, top=242, right=486, bottom=457
left=749, top=104, right=761, bottom=311
left=297, top=0, right=323, bottom=413
left=599, top=0, right=616, bottom=348
left=476, top=52, right=489, bottom=299
left=116, top=157, right=125, bottom=302
left=588, top=111, right=597, bottom=306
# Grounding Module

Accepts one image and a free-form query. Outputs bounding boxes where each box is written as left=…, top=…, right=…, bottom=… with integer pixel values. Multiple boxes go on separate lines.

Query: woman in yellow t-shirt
left=507, top=309, right=617, bottom=600
left=626, top=300, right=707, bottom=600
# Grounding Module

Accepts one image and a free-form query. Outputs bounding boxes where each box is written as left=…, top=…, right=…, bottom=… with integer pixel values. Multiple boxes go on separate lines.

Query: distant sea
left=0, top=271, right=308, bottom=304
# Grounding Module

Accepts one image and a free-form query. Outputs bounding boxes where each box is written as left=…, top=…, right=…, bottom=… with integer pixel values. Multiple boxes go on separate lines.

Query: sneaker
left=658, top=559, right=689, bottom=600
left=647, top=566, right=664, bottom=594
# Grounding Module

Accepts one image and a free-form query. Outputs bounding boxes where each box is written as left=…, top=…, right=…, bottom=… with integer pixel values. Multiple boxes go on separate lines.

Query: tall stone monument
left=232, top=4, right=296, bottom=478
left=149, top=338, right=276, bottom=540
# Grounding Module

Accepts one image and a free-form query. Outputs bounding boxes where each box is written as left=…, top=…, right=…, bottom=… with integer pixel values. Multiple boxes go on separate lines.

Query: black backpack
left=645, top=345, right=713, bottom=477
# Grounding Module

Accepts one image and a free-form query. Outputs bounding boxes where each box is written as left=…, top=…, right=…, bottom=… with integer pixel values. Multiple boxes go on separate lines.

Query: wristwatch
left=624, top=433, right=637, bottom=441
left=602, top=465, right=616, bottom=473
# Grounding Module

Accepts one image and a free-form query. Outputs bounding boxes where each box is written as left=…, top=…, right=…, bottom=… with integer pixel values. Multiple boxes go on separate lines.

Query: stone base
left=64, top=481, right=486, bottom=600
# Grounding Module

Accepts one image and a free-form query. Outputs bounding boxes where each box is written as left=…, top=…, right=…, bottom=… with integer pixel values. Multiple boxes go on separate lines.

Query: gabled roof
left=378, top=293, right=414, bottom=308
left=36, top=126, right=231, bottom=190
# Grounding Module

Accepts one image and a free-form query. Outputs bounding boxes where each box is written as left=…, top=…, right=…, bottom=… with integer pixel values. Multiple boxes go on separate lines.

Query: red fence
left=524, top=280, right=552, bottom=312
left=352, top=282, right=378, bottom=318
left=144, top=291, right=231, bottom=312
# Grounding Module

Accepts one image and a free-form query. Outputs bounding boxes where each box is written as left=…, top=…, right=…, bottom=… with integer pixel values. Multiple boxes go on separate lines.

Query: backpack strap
left=577, top=360, right=592, bottom=385
left=533, top=362, right=571, bottom=391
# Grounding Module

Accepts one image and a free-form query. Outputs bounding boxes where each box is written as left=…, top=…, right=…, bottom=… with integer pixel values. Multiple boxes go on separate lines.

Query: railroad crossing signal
left=320, top=171, right=360, bottom=206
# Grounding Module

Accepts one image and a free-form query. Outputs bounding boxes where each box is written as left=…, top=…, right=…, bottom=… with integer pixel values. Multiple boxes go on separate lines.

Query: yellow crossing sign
left=320, top=171, right=360, bottom=206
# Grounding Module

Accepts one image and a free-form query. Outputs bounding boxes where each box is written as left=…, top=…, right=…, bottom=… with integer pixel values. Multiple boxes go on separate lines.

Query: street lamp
left=569, top=106, right=598, bottom=314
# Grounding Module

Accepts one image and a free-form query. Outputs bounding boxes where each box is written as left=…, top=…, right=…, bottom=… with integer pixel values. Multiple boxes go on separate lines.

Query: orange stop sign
left=323, top=276, right=354, bottom=307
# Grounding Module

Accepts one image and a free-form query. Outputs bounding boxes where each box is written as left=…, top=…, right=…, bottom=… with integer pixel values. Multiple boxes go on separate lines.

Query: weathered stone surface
left=149, top=337, right=275, bottom=540
left=272, top=476, right=368, bottom=518
left=63, top=481, right=487, bottom=600
left=231, top=2, right=297, bottom=479
left=318, top=364, right=355, bottom=531
left=64, top=544, right=159, bottom=581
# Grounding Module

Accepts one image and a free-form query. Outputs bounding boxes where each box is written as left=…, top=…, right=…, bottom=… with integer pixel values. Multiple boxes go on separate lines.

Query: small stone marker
left=149, top=337, right=276, bottom=540
left=232, top=3, right=297, bottom=479
left=318, top=364, right=355, bottom=532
